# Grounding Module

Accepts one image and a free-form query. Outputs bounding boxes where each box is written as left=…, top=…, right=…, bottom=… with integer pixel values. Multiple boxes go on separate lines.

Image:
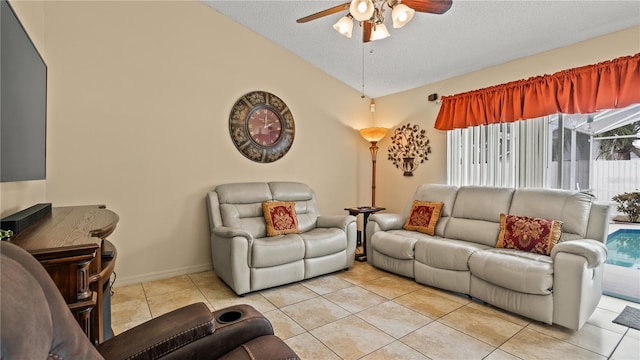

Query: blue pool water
left=606, top=229, right=640, bottom=269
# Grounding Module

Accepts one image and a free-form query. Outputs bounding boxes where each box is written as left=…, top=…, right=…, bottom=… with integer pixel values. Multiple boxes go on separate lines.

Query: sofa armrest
left=97, top=303, right=214, bottom=360
left=551, top=240, right=607, bottom=330
left=368, top=213, right=405, bottom=231
left=317, top=215, right=356, bottom=231
left=212, top=226, right=254, bottom=241
left=551, top=239, right=607, bottom=268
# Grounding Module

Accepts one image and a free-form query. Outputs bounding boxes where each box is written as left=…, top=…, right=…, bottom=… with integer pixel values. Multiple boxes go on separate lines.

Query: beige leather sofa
left=206, top=181, right=357, bottom=295
left=366, top=184, right=610, bottom=330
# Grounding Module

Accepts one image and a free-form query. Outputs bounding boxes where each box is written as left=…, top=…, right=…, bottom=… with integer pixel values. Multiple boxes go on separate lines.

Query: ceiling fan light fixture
left=370, top=22, right=390, bottom=41
left=350, top=0, right=375, bottom=21
left=333, top=15, right=353, bottom=38
left=391, top=4, right=415, bottom=28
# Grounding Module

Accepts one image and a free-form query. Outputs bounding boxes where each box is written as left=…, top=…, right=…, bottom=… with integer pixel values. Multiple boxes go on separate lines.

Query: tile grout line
left=488, top=324, right=528, bottom=360
left=140, top=282, right=153, bottom=321
left=116, top=265, right=638, bottom=359
left=605, top=327, right=630, bottom=360
left=188, top=274, right=217, bottom=312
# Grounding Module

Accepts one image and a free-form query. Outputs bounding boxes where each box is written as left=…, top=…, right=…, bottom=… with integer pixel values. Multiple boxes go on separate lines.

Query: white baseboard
left=113, top=263, right=214, bottom=287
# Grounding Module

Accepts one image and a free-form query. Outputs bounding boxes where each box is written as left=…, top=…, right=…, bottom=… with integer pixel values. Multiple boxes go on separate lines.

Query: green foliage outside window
left=597, top=121, right=640, bottom=160
left=612, top=192, right=640, bottom=222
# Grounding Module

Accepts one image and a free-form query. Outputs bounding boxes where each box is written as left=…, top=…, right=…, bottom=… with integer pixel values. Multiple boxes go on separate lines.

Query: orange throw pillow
left=497, top=214, right=562, bottom=255
left=262, top=201, right=300, bottom=236
left=403, top=201, right=444, bottom=236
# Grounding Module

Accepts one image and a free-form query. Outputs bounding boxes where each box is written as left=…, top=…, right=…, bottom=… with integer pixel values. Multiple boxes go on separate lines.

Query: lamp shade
left=359, top=127, right=388, bottom=142
left=349, top=0, right=375, bottom=21
left=333, top=16, right=353, bottom=38
left=392, top=4, right=415, bottom=28
left=370, top=23, right=390, bottom=41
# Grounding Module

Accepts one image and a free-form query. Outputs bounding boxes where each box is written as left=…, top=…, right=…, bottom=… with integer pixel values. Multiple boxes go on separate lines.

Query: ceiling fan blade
left=362, top=21, right=372, bottom=43
left=296, top=2, right=350, bottom=23
left=401, top=0, right=452, bottom=14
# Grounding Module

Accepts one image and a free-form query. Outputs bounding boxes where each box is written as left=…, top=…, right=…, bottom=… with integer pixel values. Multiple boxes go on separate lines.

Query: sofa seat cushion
left=371, top=231, right=420, bottom=260
left=251, top=235, right=305, bottom=268
left=415, top=238, right=489, bottom=271
left=300, top=228, right=346, bottom=258
left=468, top=248, right=553, bottom=295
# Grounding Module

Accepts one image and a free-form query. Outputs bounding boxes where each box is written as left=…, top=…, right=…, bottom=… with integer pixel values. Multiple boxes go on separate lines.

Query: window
left=548, top=113, right=592, bottom=191
left=447, top=117, right=548, bottom=188
left=447, top=104, right=640, bottom=200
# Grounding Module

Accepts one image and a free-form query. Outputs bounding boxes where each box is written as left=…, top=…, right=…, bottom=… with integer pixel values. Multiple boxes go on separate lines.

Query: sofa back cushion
left=405, top=184, right=458, bottom=237
left=1, top=242, right=105, bottom=360
left=445, top=186, right=515, bottom=246
left=268, top=182, right=319, bottom=233
left=215, top=182, right=319, bottom=239
left=216, top=182, right=272, bottom=238
left=509, top=188, right=593, bottom=239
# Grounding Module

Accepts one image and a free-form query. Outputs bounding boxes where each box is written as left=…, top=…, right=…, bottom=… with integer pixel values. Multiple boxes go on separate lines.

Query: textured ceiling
left=203, top=1, right=640, bottom=99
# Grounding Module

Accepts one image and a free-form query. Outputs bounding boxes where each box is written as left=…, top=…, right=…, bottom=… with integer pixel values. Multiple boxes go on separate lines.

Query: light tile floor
left=111, top=261, right=640, bottom=359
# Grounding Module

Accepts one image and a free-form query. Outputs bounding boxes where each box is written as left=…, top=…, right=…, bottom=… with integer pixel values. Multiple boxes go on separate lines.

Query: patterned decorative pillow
left=403, top=201, right=444, bottom=236
left=496, top=214, right=562, bottom=255
left=262, top=201, right=300, bottom=236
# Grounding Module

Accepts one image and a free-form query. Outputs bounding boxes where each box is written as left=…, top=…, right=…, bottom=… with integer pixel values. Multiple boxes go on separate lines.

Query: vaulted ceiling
left=204, top=1, right=640, bottom=99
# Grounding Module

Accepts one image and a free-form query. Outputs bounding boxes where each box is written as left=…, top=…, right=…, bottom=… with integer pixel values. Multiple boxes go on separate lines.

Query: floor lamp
left=359, top=127, right=388, bottom=207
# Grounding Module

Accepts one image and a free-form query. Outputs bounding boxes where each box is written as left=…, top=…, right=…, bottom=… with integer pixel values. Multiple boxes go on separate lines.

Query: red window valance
left=434, top=53, right=640, bottom=130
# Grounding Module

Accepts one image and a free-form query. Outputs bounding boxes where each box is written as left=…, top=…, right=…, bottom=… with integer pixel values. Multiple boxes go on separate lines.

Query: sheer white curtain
left=447, top=117, right=549, bottom=188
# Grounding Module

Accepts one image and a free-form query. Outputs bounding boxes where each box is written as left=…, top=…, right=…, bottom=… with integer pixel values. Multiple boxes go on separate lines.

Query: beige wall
left=7, top=1, right=373, bottom=284
left=373, top=26, right=640, bottom=214
left=4, top=0, right=638, bottom=285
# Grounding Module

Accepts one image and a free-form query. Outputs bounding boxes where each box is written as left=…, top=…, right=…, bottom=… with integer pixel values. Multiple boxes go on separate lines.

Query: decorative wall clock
left=229, top=91, right=295, bottom=163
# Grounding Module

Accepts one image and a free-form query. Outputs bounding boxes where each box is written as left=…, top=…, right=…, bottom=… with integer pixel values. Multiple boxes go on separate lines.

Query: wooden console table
left=8, top=205, right=118, bottom=344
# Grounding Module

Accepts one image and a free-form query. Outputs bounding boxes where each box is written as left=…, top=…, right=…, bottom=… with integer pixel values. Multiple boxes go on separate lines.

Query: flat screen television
left=1, top=0, right=47, bottom=182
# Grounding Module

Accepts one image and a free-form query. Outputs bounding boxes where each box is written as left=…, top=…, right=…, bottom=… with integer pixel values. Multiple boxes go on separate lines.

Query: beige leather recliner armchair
left=206, top=181, right=357, bottom=295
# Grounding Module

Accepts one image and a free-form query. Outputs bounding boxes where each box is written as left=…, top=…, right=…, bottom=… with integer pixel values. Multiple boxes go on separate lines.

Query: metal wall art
left=387, top=123, right=432, bottom=176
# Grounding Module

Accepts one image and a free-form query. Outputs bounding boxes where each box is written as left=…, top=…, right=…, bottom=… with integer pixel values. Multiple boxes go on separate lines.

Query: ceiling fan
left=296, top=0, right=452, bottom=42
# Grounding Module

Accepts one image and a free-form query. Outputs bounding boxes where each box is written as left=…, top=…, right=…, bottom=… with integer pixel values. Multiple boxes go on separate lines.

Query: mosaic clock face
left=228, top=91, right=295, bottom=163
left=247, top=107, right=282, bottom=146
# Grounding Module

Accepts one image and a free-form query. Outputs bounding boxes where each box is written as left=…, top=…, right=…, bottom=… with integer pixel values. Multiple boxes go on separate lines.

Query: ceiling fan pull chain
left=361, top=41, right=366, bottom=98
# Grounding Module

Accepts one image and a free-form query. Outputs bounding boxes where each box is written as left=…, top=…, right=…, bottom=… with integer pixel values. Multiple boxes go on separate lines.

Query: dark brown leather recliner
left=0, top=241, right=299, bottom=360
